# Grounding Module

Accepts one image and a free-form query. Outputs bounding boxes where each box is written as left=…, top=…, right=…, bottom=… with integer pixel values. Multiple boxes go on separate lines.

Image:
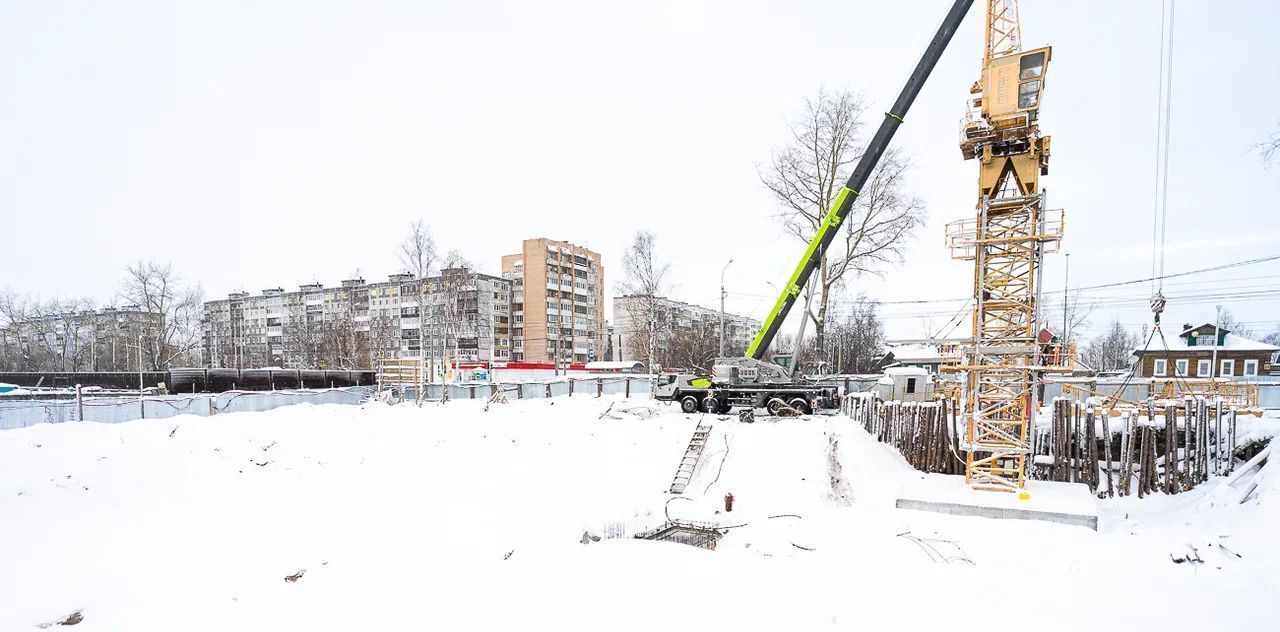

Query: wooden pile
left=845, top=393, right=1243, bottom=497
left=1035, top=397, right=1238, bottom=497
left=848, top=397, right=964, bottom=476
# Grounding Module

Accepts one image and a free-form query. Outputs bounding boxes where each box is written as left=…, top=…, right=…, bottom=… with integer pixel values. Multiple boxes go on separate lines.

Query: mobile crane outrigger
left=656, top=0, right=977, bottom=417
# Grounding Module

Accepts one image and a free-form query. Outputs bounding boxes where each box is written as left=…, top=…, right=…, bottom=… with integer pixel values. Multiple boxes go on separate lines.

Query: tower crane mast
left=945, top=0, right=1068, bottom=493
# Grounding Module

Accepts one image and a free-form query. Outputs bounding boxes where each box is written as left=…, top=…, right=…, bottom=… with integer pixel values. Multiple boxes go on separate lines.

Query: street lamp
left=719, top=259, right=734, bottom=357
left=1213, top=304, right=1222, bottom=383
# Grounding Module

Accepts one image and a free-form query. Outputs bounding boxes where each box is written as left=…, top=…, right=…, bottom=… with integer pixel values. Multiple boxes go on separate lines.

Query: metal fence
left=396, top=375, right=654, bottom=403
left=0, top=388, right=373, bottom=430
left=0, top=376, right=660, bottom=431
left=1043, top=376, right=1280, bottom=410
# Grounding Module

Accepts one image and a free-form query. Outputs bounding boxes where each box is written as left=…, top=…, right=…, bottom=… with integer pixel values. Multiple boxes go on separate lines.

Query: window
left=1019, top=52, right=1045, bottom=80
left=1244, top=359, right=1259, bottom=376
left=906, top=378, right=917, bottom=394
left=1153, top=358, right=1167, bottom=376
left=1221, top=359, right=1235, bottom=377
left=1197, top=334, right=1215, bottom=347
left=1175, top=359, right=1188, bottom=377
left=1197, top=359, right=1211, bottom=377
left=1018, top=80, right=1041, bottom=108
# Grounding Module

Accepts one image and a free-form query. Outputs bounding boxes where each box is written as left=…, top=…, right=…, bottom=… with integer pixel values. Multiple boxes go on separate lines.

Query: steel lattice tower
left=946, top=0, right=1065, bottom=493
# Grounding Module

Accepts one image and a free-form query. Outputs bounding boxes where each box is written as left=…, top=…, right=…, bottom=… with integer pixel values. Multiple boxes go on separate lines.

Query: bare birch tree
left=665, top=319, right=720, bottom=372
left=435, top=251, right=489, bottom=376
left=1046, top=290, right=1094, bottom=347
left=761, top=88, right=926, bottom=350
left=399, top=220, right=438, bottom=358
left=1081, top=320, right=1139, bottom=372
left=283, top=302, right=324, bottom=368
left=120, top=261, right=204, bottom=370
left=811, top=293, right=884, bottom=374
left=1218, top=309, right=1255, bottom=340
left=1258, top=121, right=1279, bottom=165
left=618, top=231, right=671, bottom=372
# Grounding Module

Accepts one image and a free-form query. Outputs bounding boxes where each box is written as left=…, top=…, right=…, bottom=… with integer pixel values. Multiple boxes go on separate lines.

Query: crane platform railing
left=943, top=206, right=1063, bottom=260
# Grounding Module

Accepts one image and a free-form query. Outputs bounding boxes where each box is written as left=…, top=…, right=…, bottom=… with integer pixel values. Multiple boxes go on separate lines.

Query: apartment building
left=612, top=294, right=761, bottom=369
left=0, top=306, right=164, bottom=372
left=501, top=238, right=605, bottom=364
left=201, top=268, right=512, bottom=369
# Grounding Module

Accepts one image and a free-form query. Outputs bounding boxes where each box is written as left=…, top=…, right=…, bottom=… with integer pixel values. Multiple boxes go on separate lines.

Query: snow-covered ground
left=1, top=395, right=1276, bottom=630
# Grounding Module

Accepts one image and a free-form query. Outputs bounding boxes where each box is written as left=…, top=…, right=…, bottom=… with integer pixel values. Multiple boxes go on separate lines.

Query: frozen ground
left=1, top=395, right=1277, bottom=630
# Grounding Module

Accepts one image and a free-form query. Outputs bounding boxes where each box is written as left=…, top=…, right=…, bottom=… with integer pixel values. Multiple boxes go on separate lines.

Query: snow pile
left=1, top=396, right=1277, bottom=630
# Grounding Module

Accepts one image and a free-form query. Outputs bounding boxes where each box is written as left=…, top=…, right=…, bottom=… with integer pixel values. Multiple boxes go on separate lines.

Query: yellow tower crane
left=945, top=0, right=1069, bottom=493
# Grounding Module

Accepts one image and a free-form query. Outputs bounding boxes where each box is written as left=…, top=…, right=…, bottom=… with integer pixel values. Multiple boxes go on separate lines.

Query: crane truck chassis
left=654, top=357, right=840, bottom=418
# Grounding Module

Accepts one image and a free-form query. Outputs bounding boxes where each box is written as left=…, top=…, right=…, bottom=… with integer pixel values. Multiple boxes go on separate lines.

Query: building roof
left=884, top=343, right=942, bottom=362
left=1180, top=323, right=1229, bottom=337
left=1133, top=332, right=1279, bottom=355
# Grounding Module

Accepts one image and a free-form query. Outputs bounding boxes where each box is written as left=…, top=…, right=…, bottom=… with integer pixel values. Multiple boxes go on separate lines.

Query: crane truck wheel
left=766, top=397, right=785, bottom=416
left=680, top=395, right=699, bottom=414
left=702, top=396, right=720, bottom=414
left=788, top=398, right=811, bottom=415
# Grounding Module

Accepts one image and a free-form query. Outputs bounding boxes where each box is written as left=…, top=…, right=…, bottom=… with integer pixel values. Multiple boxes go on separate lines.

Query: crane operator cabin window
left=1018, top=52, right=1045, bottom=109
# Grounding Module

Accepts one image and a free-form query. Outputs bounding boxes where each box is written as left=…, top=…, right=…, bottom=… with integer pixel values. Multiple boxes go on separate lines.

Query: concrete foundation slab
left=895, top=474, right=1098, bottom=530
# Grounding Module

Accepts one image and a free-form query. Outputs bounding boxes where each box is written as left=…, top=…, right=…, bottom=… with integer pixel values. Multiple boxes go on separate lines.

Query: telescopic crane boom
left=744, top=0, right=976, bottom=361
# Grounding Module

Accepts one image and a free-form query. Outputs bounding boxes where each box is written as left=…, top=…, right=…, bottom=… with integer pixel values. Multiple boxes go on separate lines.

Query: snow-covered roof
left=1132, top=332, right=1279, bottom=355
left=885, top=343, right=941, bottom=362
left=884, top=366, right=929, bottom=377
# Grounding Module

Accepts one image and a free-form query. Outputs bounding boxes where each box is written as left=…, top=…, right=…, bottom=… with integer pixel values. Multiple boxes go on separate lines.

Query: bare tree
left=1081, top=320, right=1139, bottom=372
left=321, top=298, right=360, bottom=370
left=366, top=310, right=399, bottom=367
left=436, top=251, right=487, bottom=374
left=1047, top=290, right=1094, bottom=347
left=811, top=293, right=883, bottom=374
left=120, top=261, right=204, bottom=370
left=399, top=221, right=438, bottom=363
left=0, top=290, right=24, bottom=370
left=1258, top=121, right=1279, bottom=165
left=617, top=231, right=671, bottom=372
left=1218, top=309, right=1255, bottom=340
left=283, top=302, right=324, bottom=368
left=665, top=318, right=720, bottom=372
left=761, top=88, right=926, bottom=350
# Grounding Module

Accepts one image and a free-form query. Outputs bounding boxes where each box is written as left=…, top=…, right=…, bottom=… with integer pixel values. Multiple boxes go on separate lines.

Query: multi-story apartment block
left=612, top=294, right=760, bottom=369
left=501, top=238, right=604, bottom=364
left=201, top=268, right=511, bottom=369
left=0, top=306, right=164, bottom=372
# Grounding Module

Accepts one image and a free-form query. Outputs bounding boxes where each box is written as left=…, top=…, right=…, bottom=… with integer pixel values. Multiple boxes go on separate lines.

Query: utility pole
left=1062, top=253, right=1070, bottom=344
left=719, top=258, right=733, bottom=357
left=1212, top=304, right=1222, bottom=381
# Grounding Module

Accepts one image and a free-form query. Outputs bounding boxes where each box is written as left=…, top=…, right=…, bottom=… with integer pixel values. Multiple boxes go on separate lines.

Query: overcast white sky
left=3, top=0, right=1278, bottom=343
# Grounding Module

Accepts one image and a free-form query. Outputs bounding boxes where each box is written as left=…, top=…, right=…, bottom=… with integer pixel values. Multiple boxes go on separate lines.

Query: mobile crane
left=656, top=0, right=977, bottom=417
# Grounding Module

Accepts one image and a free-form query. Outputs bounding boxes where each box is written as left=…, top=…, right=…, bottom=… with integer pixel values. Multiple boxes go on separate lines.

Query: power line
left=735, top=252, right=1280, bottom=311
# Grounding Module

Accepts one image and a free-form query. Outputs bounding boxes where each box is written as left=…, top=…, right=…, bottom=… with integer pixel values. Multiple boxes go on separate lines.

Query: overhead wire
left=1151, top=0, right=1170, bottom=294
left=1155, top=0, right=1177, bottom=292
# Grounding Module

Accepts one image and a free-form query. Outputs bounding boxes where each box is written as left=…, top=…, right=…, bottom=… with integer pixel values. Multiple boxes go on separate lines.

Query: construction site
left=2, top=0, right=1279, bottom=630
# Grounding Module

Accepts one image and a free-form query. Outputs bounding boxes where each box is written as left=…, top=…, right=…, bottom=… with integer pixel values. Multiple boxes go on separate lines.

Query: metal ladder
left=668, top=420, right=713, bottom=494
